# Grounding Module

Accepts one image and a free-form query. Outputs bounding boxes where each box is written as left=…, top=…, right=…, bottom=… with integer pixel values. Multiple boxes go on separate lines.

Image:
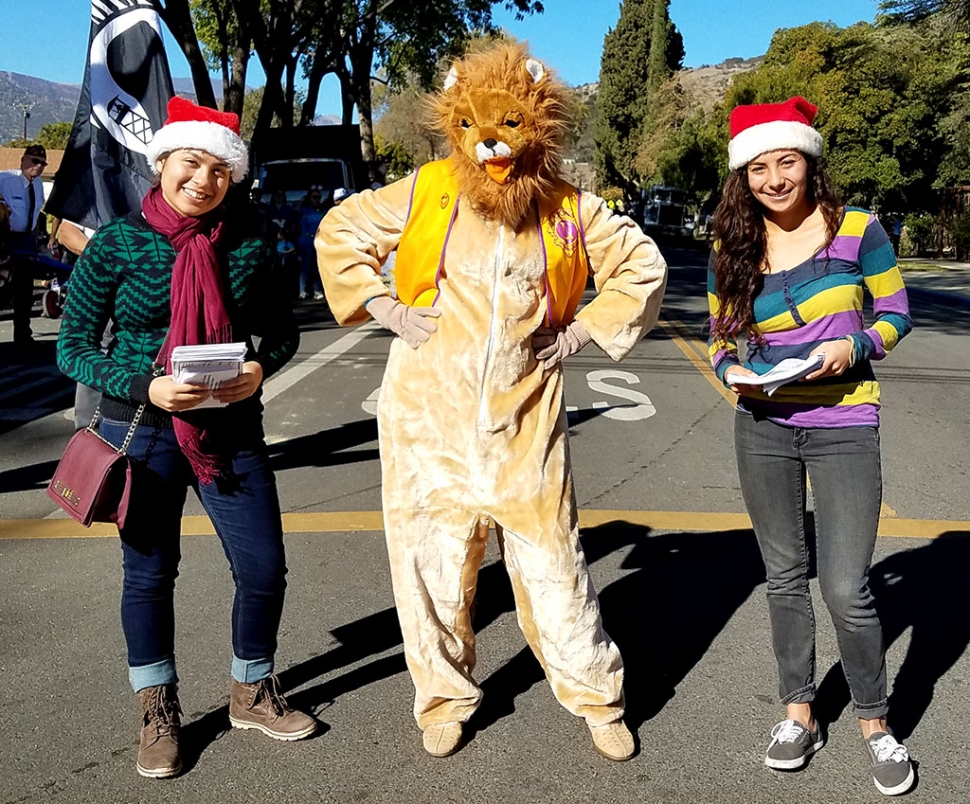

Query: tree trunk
left=224, top=43, right=249, bottom=118
left=152, top=0, right=218, bottom=108
left=254, top=58, right=286, bottom=141
left=338, top=65, right=355, bottom=125
left=283, top=55, right=297, bottom=128
left=301, top=49, right=330, bottom=126
left=351, top=50, right=377, bottom=181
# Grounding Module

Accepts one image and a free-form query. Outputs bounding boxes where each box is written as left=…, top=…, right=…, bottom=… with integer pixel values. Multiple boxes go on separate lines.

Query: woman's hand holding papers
left=724, top=366, right=761, bottom=396
left=149, top=375, right=213, bottom=412
left=211, top=361, right=264, bottom=404
left=804, top=339, right=852, bottom=381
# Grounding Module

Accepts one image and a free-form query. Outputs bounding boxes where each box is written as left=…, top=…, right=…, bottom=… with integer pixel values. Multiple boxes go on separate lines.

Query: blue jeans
left=100, top=418, right=288, bottom=692
left=298, top=242, right=322, bottom=296
left=734, top=411, right=888, bottom=718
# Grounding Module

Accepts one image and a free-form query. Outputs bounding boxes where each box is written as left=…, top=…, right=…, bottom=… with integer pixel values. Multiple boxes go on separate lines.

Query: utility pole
left=13, top=103, right=35, bottom=141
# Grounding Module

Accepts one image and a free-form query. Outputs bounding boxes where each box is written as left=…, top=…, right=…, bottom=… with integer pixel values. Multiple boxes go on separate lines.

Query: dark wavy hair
left=710, top=153, right=843, bottom=344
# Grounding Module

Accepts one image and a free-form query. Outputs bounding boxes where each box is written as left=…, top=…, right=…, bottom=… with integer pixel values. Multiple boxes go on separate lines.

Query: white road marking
left=261, top=322, right=381, bottom=405
left=586, top=370, right=657, bottom=420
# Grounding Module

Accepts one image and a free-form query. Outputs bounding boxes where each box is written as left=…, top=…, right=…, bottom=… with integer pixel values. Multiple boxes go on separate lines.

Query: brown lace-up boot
left=229, top=674, right=317, bottom=741
left=135, top=684, right=182, bottom=778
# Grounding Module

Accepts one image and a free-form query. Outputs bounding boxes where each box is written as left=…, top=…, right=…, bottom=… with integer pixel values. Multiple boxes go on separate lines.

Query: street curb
left=906, top=285, right=970, bottom=311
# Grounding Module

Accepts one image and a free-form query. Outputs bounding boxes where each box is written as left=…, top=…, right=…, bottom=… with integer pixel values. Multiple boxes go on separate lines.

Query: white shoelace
left=870, top=734, right=910, bottom=763
left=769, top=719, right=805, bottom=746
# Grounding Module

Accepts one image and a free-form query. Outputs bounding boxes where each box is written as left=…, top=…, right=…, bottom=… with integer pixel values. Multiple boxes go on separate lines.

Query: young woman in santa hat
left=57, top=97, right=316, bottom=779
left=707, top=97, right=915, bottom=795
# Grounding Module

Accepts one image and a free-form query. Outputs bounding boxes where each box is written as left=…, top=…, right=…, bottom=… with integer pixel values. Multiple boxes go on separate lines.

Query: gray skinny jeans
left=734, top=410, right=888, bottom=719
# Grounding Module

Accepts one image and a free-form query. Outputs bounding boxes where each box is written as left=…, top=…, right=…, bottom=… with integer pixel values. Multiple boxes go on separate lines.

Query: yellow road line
left=1, top=510, right=965, bottom=541
left=659, top=317, right=736, bottom=407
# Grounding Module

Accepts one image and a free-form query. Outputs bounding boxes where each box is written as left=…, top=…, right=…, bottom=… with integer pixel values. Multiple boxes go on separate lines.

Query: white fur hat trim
left=146, top=120, right=249, bottom=183
left=728, top=120, right=822, bottom=171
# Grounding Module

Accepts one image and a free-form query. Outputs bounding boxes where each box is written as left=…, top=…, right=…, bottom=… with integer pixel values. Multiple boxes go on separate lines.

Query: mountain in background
left=563, top=56, right=761, bottom=164
left=0, top=72, right=79, bottom=143
left=0, top=72, right=219, bottom=144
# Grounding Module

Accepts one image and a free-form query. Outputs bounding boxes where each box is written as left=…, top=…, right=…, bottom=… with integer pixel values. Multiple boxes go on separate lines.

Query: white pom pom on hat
left=727, top=96, right=823, bottom=171
left=146, top=97, right=249, bottom=183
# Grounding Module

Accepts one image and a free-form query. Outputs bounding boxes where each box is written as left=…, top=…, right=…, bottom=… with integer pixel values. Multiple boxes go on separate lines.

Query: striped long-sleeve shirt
left=707, top=207, right=912, bottom=428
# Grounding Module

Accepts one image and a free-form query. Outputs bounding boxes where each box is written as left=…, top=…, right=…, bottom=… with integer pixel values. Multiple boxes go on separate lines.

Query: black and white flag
left=45, top=0, right=174, bottom=229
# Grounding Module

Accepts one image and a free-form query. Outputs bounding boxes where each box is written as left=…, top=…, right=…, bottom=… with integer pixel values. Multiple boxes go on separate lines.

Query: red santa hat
left=727, top=96, right=823, bottom=171
left=146, top=97, right=249, bottom=183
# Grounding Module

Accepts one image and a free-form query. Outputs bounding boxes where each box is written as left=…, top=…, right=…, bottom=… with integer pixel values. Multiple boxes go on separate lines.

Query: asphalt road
left=1, top=248, right=969, bottom=803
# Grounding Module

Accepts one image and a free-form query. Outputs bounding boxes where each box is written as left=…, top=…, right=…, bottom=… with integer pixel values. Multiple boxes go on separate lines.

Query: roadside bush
left=904, top=213, right=938, bottom=256
left=952, top=211, right=970, bottom=262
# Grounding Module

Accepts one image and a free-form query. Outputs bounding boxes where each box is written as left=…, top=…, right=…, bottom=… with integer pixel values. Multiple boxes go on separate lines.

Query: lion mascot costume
left=316, top=43, right=667, bottom=760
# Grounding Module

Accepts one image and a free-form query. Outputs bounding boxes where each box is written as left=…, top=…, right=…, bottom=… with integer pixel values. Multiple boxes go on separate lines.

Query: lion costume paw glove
left=366, top=295, right=441, bottom=349
left=533, top=320, right=592, bottom=368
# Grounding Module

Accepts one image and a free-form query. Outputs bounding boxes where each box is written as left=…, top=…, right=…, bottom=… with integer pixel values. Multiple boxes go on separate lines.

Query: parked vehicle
left=249, top=124, right=367, bottom=207
left=255, top=158, right=353, bottom=207
left=639, top=185, right=693, bottom=240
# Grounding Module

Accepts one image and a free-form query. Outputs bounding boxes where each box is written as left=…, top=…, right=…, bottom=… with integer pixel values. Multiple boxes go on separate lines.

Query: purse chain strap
left=84, top=363, right=164, bottom=457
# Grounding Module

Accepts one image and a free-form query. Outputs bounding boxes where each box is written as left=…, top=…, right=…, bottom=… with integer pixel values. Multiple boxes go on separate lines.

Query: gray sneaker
left=765, top=719, right=825, bottom=770
left=865, top=731, right=914, bottom=796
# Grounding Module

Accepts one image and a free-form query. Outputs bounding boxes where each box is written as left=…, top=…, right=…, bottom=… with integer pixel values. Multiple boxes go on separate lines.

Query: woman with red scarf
left=57, top=98, right=315, bottom=780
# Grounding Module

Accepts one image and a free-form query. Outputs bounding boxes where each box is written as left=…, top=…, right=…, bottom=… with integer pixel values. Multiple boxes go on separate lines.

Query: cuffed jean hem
left=129, top=658, right=178, bottom=692
left=780, top=684, right=816, bottom=706
left=232, top=655, right=274, bottom=683
left=854, top=698, right=890, bottom=720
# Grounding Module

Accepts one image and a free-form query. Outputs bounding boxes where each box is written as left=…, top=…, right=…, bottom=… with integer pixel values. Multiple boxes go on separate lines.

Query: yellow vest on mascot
left=396, top=158, right=589, bottom=327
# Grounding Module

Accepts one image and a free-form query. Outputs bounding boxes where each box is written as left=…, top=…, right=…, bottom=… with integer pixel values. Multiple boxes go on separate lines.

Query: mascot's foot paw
left=589, top=720, right=636, bottom=762
left=422, top=722, right=463, bottom=757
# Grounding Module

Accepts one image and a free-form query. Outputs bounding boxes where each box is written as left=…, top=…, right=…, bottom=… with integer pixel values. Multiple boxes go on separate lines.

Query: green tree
left=333, top=1, right=543, bottom=180
left=191, top=0, right=254, bottom=117
left=595, top=0, right=654, bottom=189
left=595, top=0, right=682, bottom=191
left=36, top=122, right=74, bottom=150
left=239, top=85, right=305, bottom=140
left=721, top=21, right=965, bottom=212
left=879, top=0, right=970, bottom=29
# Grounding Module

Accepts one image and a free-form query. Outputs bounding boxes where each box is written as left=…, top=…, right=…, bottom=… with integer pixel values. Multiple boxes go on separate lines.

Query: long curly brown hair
left=710, top=154, right=843, bottom=343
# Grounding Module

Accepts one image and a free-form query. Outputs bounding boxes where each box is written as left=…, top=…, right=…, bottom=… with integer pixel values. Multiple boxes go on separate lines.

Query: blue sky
left=5, top=0, right=881, bottom=115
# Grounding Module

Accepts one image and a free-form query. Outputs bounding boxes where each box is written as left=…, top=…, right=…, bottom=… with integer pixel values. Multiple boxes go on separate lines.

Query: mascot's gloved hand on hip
left=365, top=295, right=441, bottom=349
left=533, top=319, right=592, bottom=369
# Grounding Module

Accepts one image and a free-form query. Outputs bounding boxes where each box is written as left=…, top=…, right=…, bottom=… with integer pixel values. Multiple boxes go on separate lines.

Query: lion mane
left=428, top=43, right=573, bottom=228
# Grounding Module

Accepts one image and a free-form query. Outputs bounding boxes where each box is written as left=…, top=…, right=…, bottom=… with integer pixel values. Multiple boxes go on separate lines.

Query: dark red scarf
left=143, top=185, right=232, bottom=484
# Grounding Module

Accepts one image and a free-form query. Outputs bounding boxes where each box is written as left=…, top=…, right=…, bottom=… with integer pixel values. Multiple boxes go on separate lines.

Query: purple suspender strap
left=433, top=197, right=460, bottom=307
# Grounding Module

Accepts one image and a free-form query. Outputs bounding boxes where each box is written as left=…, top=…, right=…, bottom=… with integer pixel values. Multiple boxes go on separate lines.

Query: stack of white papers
left=727, top=354, right=825, bottom=397
left=170, top=342, right=248, bottom=409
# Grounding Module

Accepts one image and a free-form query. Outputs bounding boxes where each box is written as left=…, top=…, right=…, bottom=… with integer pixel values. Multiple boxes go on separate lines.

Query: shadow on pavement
left=587, top=523, right=767, bottom=731
left=815, top=530, right=970, bottom=741
left=266, top=418, right=379, bottom=471
left=0, top=457, right=59, bottom=493
left=177, top=522, right=970, bottom=770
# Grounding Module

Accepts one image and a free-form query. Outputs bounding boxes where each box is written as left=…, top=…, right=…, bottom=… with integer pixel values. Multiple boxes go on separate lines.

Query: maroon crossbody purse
left=46, top=401, right=147, bottom=529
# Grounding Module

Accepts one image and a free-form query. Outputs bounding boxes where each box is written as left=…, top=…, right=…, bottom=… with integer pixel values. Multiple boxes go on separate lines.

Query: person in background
left=297, top=186, right=326, bottom=300
left=0, top=203, right=11, bottom=308
left=708, top=97, right=914, bottom=796
left=276, top=224, right=299, bottom=298
left=48, top=218, right=105, bottom=430
left=0, top=143, right=47, bottom=348
left=262, top=189, right=298, bottom=244
left=891, top=217, right=902, bottom=255
left=56, top=97, right=315, bottom=780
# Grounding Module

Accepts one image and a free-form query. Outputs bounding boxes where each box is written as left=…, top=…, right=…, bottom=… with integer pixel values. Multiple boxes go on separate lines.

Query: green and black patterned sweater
left=57, top=210, right=299, bottom=428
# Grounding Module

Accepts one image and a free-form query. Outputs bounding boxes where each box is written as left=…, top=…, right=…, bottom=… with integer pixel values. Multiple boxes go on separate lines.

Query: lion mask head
left=429, top=43, right=572, bottom=227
